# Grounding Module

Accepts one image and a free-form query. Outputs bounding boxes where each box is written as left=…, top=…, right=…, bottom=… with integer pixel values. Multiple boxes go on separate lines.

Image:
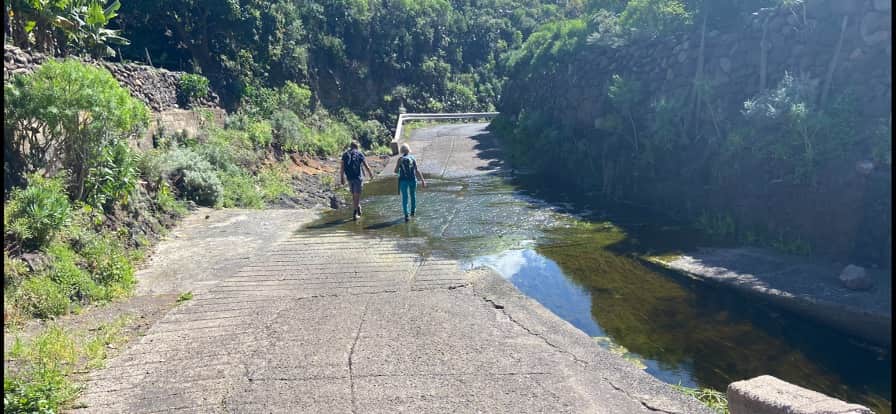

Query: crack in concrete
left=348, top=301, right=370, bottom=414
left=604, top=378, right=686, bottom=414
left=481, top=296, right=589, bottom=366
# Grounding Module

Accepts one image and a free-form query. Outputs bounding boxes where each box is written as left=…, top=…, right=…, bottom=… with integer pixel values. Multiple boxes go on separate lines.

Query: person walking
left=394, top=143, right=426, bottom=222
left=340, top=141, right=374, bottom=220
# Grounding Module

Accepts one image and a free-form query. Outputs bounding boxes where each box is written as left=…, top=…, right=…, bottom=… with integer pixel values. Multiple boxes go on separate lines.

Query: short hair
left=400, top=143, right=410, bottom=154
left=350, top=141, right=359, bottom=149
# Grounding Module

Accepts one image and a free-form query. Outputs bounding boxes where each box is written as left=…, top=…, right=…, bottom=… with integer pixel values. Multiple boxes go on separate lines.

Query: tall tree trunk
left=691, top=10, right=708, bottom=136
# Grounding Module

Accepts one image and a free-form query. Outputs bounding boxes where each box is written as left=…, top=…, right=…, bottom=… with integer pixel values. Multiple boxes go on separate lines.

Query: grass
left=177, top=291, right=193, bottom=303
left=672, top=383, right=729, bottom=414
left=4, top=316, right=133, bottom=413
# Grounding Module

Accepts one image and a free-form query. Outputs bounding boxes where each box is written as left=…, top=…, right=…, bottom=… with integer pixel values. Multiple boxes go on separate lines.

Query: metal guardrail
left=390, top=112, right=499, bottom=155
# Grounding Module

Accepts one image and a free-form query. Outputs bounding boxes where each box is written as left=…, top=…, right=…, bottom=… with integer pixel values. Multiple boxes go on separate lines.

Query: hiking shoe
left=357, top=206, right=362, bottom=216
left=404, top=214, right=409, bottom=222
left=410, top=211, right=415, bottom=217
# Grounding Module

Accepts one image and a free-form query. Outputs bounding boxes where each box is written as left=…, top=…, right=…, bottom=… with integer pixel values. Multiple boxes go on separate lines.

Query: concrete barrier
left=727, top=375, right=873, bottom=414
left=390, top=112, right=499, bottom=154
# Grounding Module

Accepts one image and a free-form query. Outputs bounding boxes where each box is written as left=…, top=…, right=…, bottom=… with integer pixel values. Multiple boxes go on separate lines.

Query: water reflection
left=305, top=172, right=892, bottom=414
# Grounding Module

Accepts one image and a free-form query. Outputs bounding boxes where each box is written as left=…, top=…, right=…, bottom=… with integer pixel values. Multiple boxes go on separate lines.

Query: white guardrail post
left=390, top=112, right=499, bottom=155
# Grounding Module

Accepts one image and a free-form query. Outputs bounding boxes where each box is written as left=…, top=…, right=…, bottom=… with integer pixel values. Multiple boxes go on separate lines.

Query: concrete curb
left=389, top=112, right=499, bottom=155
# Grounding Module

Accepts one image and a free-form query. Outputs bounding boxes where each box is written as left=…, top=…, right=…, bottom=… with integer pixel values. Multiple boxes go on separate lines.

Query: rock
left=728, top=375, right=874, bottom=414
left=840, top=264, right=873, bottom=290
left=20, top=252, right=51, bottom=273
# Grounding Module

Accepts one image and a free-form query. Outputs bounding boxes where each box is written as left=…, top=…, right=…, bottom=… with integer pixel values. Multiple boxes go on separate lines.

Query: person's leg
left=409, top=181, right=416, bottom=216
left=399, top=180, right=410, bottom=217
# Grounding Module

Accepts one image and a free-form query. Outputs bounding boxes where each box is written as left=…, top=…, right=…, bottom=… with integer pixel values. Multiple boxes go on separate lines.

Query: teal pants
left=399, top=179, right=417, bottom=216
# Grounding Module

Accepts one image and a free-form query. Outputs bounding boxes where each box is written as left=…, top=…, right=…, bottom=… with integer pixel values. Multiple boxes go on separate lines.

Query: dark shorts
left=348, top=178, right=363, bottom=194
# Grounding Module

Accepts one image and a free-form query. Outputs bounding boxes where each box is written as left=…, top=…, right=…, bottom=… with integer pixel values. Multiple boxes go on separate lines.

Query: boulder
left=839, top=264, right=873, bottom=290
left=728, top=375, right=873, bottom=414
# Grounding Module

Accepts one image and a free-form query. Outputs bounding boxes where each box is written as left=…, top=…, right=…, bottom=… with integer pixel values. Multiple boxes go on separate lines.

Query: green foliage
left=271, top=109, right=308, bottom=152
left=178, top=73, right=210, bottom=104
left=618, top=0, right=692, bottom=39
left=77, top=231, right=135, bottom=296
left=177, top=291, right=193, bottom=302
left=4, top=174, right=72, bottom=251
left=280, top=81, right=312, bottom=116
left=4, top=60, right=149, bottom=200
left=160, top=148, right=223, bottom=207
left=16, top=275, right=70, bottom=318
left=6, top=0, right=129, bottom=57
left=3, top=326, right=78, bottom=413
left=258, top=164, right=295, bottom=202
left=219, top=170, right=264, bottom=209
left=694, top=211, right=736, bottom=240
left=84, top=139, right=139, bottom=211
left=672, top=384, right=728, bottom=414
left=45, top=242, right=105, bottom=305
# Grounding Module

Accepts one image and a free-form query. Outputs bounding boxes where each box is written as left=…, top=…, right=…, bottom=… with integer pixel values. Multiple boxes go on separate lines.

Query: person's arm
left=393, top=159, right=400, bottom=174
left=415, top=164, right=426, bottom=188
left=363, top=159, right=374, bottom=179
left=339, top=160, right=346, bottom=186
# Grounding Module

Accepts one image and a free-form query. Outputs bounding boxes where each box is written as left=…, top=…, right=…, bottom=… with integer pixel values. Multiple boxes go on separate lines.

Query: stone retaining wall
left=3, top=44, right=221, bottom=112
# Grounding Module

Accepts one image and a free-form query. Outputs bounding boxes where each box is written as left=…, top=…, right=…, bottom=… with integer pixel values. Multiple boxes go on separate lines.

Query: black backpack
left=398, top=155, right=416, bottom=180
left=343, top=150, right=363, bottom=179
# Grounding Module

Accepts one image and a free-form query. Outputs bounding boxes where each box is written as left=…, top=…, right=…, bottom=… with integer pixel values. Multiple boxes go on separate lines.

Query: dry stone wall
left=4, top=44, right=221, bottom=111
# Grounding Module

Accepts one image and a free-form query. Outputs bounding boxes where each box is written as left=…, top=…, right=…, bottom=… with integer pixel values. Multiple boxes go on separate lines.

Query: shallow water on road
left=307, top=171, right=892, bottom=413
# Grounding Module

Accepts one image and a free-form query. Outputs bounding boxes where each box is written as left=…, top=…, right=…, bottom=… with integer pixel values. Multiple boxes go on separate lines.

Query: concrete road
left=72, top=123, right=712, bottom=413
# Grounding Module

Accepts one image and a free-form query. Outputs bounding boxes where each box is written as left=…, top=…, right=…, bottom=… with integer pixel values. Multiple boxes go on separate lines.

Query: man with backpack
left=394, top=143, right=426, bottom=222
left=340, top=141, right=374, bottom=220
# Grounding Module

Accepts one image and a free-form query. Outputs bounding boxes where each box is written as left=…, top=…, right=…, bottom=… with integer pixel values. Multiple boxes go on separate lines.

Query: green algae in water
left=305, top=171, right=892, bottom=414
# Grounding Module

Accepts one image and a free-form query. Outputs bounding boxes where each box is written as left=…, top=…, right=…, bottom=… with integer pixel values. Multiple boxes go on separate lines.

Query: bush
left=245, top=120, right=273, bottom=148
left=178, top=73, right=210, bottom=104
left=4, top=60, right=149, bottom=200
left=161, top=148, right=223, bottom=207
left=16, top=275, right=70, bottom=318
left=44, top=243, right=104, bottom=304
left=78, top=232, right=135, bottom=296
left=280, top=81, right=312, bottom=116
left=220, top=171, right=264, bottom=208
left=258, top=164, right=295, bottom=202
left=271, top=109, right=307, bottom=152
left=618, top=0, right=693, bottom=39
left=4, top=174, right=72, bottom=251
left=84, top=139, right=139, bottom=211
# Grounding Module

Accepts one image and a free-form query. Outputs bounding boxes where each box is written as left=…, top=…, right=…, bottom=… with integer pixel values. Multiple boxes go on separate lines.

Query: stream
left=307, top=143, right=891, bottom=413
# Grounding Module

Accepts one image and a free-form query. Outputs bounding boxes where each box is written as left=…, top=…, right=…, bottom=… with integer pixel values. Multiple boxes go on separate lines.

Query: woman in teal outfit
left=394, top=143, right=427, bottom=221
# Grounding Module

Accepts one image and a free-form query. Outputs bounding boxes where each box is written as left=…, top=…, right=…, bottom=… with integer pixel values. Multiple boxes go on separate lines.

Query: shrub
left=280, top=81, right=312, bottom=116
left=178, top=73, right=210, bottom=104
left=258, top=164, right=295, bottom=202
left=16, top=275, right=70, bottom=318
left=77, top=231, right=135, bottom=297
left=4, top=174, right=72, bottom=251
left=3, top=326, right=79, bottom=412
left=619, top=0, right=693, bottom=39
left=44, top=243, right=104, bottom=304
left=84, top=139, right=139, bottom=211
left=3, top=60, right=149, bottom=200
left=154, top=182, right=187, bottom=216
left=220, top=171, right=264, bottom=208
left=271, top=109, right=307, bottom=152
left=245, top=119, right=273, bottom=148
left=161, top=148, right=223, bottom=207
